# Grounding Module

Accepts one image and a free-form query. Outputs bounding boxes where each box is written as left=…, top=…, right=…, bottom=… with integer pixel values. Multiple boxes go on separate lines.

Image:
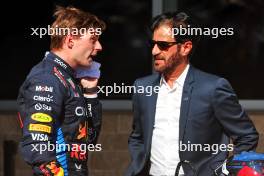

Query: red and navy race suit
left=17, top=51, right=102, bottom=176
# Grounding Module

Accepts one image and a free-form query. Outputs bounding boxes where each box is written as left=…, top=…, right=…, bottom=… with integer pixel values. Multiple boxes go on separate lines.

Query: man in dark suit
left=125, top=12, right=259, bottom=176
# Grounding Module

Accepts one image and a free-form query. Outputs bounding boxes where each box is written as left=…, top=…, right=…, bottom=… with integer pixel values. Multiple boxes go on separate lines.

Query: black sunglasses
left=149, top=40, right=180, bottom=50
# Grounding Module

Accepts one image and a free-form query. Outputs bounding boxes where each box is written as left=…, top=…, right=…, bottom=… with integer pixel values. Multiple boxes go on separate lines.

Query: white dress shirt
left=150, top=64, right=190, bottom=176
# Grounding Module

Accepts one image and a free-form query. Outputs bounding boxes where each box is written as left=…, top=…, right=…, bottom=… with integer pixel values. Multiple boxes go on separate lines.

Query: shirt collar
left=160, top=64, right=190, bottom=88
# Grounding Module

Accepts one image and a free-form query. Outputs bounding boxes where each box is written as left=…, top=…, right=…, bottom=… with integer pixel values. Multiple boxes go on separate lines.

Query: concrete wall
left=0, top=111, right=263, bottom=176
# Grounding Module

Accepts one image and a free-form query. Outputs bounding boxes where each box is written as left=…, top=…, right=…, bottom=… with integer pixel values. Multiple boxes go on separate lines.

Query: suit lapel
left=179, top=66, right=194, bottom=142
left=145, top=74, right=160, bottom=151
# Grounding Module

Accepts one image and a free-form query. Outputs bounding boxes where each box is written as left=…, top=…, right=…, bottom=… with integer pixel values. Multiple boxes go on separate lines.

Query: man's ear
left=64, top=34, right=75, bottom=49
left=180, top=41, right=193, bottom=57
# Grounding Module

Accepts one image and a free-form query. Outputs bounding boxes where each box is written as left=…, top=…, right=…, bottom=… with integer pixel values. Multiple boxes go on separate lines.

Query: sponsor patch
left=35, top=85, right=53, bottom=92
left=77, top=122, right=87, bottom=140
left=29, top=124, right=51, bottom=133
left=75, top=106, right=87, bottom=117
left=53, top=67, right=67, bottom=87
left=34, top=103, right=52, bottom=111
left=54, top=58, right=67, bottom=69
left=31, top=113, right=53, bottom=123
left=33, top=95, right=53, bottom=102
left=67, top=78, right=76, bottom=89
left=41, top=161, right=64, bottom=175
left=31, top=133, right=49, bottom=141
left=87, top=104, right=92, bottom=117
left=75, top=163, right=82, bottom=171
left=67, top=78, right=79, bottom=97
left=70, top=144, right=87, bottom=161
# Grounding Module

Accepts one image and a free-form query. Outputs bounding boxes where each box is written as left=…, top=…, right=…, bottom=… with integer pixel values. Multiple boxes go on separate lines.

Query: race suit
left=17, top=51, right=102, bottom=176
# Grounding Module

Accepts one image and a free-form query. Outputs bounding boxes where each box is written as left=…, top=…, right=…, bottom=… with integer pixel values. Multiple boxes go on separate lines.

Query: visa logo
left=31, top=133, right=49, bottom=141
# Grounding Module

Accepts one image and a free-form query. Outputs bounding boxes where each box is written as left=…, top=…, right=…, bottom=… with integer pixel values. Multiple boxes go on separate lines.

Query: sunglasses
left=149, top=40, right=180, bottom=50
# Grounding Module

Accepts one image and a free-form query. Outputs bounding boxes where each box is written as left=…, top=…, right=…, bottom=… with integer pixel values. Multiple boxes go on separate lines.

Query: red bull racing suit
left=17, top=51, right=102, bottom=176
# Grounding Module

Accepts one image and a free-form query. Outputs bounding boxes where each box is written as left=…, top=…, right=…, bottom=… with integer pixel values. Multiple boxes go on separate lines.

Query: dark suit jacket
left=125, top=66, right=259, bottom=176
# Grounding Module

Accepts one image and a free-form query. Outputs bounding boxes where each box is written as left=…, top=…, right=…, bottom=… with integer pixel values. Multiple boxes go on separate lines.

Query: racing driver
left=17, top=6, right=105, bottom=176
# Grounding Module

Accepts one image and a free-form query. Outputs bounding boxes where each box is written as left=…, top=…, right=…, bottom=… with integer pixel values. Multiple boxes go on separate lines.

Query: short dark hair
left=151, top=11, right=200, bottom=48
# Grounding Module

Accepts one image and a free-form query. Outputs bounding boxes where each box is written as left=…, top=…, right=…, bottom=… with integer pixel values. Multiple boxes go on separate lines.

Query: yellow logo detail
left=29, top=124, right=51, bottom=133
left=31, top=113, right=52, bottom=123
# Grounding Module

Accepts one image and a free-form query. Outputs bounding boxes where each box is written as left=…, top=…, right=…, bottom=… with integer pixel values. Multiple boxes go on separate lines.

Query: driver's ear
left=64, top=34, right=75, bottom=49
left=180, top=41, right=193, bottom=57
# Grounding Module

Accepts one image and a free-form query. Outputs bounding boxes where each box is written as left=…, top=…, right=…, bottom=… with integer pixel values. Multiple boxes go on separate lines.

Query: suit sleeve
left=17, top=74, right=65, bottom=175
left=212, top=78, right=259, bottom=154
left=126, top=80, right=145, bottom=176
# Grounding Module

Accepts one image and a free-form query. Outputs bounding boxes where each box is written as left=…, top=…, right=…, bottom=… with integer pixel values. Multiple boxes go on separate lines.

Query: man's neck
left=164, top=61, right=189, bottom=88
left=51, top=49, right=77, bottom=70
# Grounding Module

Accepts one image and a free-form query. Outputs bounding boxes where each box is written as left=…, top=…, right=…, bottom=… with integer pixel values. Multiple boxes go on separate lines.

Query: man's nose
left=95, top=41, right=102, bottom=51
left=152, top=44, right=161, bottom=56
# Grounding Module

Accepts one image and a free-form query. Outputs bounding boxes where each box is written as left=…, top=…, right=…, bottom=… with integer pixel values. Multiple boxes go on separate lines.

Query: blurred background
left=0, top=0, right=263, bottom=176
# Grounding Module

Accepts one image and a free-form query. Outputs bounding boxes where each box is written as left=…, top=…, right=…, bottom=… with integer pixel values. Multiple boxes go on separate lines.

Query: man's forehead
left=153, top=25, right=174, bottom=41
